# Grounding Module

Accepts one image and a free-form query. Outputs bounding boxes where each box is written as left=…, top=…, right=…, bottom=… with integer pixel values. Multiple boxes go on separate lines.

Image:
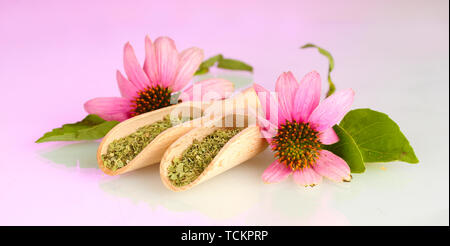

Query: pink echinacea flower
left=84, top=36, right=234, bottom=121
left=254, top=71, right=354, bottom=187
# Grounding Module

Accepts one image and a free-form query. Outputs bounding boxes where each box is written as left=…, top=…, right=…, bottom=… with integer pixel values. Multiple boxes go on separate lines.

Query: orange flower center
left=130, top=86, right=173, bottom=116
left=271, top=120, right=322, bottom=171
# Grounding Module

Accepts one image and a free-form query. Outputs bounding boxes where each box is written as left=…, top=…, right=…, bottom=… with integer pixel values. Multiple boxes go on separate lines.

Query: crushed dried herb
left=168, top=128, right=243, bottom=187
left=102, top=115, right=189, bottom=171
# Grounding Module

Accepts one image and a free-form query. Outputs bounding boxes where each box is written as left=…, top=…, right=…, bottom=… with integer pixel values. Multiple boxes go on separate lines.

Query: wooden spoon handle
left=202, top=86, right=259, bottom=120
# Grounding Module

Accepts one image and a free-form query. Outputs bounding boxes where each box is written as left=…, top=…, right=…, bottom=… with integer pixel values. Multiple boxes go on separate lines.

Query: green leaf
left=36, top=114, right=119, bottom=143
left=194, top=54, right=253, bottom=75
left=194, top=54, right=224, bottom=75
left=217, top=58, right=253, bottom=72
left=193, top=67, right=209, bottom=76
left=202, top=54, right=224, bottom=67
left=300, top=43, right=336, bottom=97
left=339, top=109, right=419, bottom=164
left=324, top=125, right=366, bottom=173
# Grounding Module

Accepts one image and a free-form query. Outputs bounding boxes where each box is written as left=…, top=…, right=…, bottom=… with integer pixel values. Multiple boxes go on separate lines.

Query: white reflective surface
left=0, top=0, right=448, bottom=225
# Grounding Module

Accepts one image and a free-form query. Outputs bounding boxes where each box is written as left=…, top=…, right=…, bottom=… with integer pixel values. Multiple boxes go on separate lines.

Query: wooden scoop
left=97, top=87, right=260, bottom=176
left=159, top=114, right=268, bottom=192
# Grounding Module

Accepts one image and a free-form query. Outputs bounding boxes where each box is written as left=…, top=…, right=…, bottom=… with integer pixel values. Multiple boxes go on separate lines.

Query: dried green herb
left=168, top=128, right=243, bottom=187
left=102, top=115, right=189, bottom=171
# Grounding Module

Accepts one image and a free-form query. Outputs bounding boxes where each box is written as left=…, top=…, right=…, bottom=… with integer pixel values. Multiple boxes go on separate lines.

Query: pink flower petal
left=292, top=167, right=323, bottom=187
left=116, top=70, right=138, bottom=99
left=260, top=129, right=275, bottom=144
left=154, top=37, right=179, bottom=88
left=247, top=106, right=278, bottom=142
left=312, top=150, right=351, bottom=182
left=275, top=72, right=299, bottom=124
left=257, top=116, right=278, bottom=141
left=123, top=42, right=151, bottom=91
left=253, top=83, right=279, bottom=127
left=179, top=78, right=233, bottom=102
left=172, top=47, right=204, bottom=92
left=308, top=88, right=354, bottom=132
left=143, top=35, right=159, bottom=87
left=292, top=71, right=322, bottom=122
left=84, top=97, right=133, bottom=122
left=319, top=127, right=339, bottom=145
left=262, top=160, right=292, bottom=183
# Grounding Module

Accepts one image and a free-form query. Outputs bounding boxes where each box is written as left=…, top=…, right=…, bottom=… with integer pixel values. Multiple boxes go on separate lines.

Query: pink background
left=1, top=0, right=448, bottom=225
